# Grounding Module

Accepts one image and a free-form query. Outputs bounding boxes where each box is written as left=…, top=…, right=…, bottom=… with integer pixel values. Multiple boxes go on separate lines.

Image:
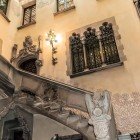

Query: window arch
left=19, top=58, right=38, bottom=74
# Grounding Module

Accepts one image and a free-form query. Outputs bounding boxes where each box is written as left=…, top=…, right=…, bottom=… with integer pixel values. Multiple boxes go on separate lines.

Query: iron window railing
left=69, top=22, right=120, bottom=74
left=0, top=0, right=9, bottom=14
left=23, top=4, right=36, bottom=26
left=57, top=0, right=74, bottom=12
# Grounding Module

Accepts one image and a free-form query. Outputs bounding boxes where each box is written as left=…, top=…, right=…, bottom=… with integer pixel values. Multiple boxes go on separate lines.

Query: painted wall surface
left=1, top=0, right=140, bottom=134
left=13, top=0, right=140, bottom=93
left=32, top=114, right=78, bottom=140
left=0, top=0, right=21, bottom=60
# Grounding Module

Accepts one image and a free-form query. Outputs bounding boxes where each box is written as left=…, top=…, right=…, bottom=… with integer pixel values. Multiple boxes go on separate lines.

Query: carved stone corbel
left=85, top=90, right=117, bottom=140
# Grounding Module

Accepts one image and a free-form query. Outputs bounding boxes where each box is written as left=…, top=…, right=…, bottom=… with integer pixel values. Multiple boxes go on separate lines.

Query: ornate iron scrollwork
left=69, top=33, right=85, bottom=74
left=100, top=22, right=120, bottom=65
left=84, top=27, right=102, bottom=69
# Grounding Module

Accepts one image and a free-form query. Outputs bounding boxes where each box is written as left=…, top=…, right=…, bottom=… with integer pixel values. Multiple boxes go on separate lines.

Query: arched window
left=69, top=22, right=121, bottom=75
left=19, top=58, right=37, bottom=74
left=100, top=22, right=120, bottom=65
left=84, top=27, right=102, bottom=69
left=0, top=0, right=9, bottom=14
left=69, top=33, right=85, bottom=74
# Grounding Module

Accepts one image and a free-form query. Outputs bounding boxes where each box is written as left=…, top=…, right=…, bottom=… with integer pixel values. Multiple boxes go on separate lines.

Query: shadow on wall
left=0, top=39, right=3, bottom=55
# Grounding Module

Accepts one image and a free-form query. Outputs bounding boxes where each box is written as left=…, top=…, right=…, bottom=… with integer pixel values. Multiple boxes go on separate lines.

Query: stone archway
left=18, top=57, right=38, bottom=74
left=10, top=36, right=43, bottom=75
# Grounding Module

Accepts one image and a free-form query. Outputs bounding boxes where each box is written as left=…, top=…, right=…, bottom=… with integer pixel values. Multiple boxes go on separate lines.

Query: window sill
left=17, top=21, right=36, bottom=30
left=54, top=5, right=76, bottom=16
left=70, top=62, right=123, bottom=78
left=0, top=10, right=10, bottom=22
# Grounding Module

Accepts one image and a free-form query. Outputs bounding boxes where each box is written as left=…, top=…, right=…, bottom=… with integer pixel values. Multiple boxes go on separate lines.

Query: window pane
left=57, top=0, right=74, bottom=12
left=23, top=5, right=36, bottom=25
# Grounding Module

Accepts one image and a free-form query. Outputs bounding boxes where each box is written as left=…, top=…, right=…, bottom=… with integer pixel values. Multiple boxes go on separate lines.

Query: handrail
left=0, top=54, right=94, bottom=95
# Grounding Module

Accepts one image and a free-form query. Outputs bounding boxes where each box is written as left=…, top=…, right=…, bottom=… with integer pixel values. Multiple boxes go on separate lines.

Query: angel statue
left=85, top=90, right=116, bottom=140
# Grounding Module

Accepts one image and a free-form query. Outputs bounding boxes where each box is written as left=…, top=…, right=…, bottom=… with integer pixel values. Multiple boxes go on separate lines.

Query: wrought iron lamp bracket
left=46, top=30, right=58, bottom=65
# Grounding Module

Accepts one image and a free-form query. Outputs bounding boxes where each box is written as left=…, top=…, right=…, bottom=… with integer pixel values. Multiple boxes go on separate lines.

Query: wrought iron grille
left=0, top=0, right=9, bottom=14
left=69, top=33, right=85, bottom=74
left=69, top=22, right=120, bottom=74
left=84, top=27, right=102, bottom=69
left=100, top=22, right=120, bottom=65
left=23, top=4, right=36, bottom=25
left=57, top=0, right=74, bottom=12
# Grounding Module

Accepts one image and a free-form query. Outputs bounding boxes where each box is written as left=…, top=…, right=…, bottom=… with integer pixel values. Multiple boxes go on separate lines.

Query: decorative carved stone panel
left=43, top=82, right=58, bottom=102
left=11, top=36, right=43, bottom=74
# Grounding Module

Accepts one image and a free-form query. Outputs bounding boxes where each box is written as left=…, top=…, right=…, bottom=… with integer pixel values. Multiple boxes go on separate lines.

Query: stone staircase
left=18, top=102, right=96, bottom=140
left=0, top=54, right=118, bottom=140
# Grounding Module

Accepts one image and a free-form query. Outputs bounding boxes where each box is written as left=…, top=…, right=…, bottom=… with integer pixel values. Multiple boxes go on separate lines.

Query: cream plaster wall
left=14, top=0, right=140, bottom=94
left=0, top=0, right=21, bottom=60
left=32, top=114, right=78, bottom=140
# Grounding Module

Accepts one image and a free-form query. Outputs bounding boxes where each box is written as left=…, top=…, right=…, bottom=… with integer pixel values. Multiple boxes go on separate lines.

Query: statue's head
left=24, top=36, right=33, bottom=47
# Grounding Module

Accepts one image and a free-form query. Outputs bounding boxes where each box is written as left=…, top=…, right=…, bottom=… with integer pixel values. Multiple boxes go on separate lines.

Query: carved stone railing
left=0, top=54, right=93, bottom=111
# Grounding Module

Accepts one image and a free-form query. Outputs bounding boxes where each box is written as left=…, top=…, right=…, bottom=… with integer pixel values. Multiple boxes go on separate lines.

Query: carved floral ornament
left=11, top=36, right=43, bottom=74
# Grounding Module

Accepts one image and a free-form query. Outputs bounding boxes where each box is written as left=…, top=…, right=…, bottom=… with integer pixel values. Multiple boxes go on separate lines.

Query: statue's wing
left=102, top=91, right=111, bottom=114
left=85, top=94, right=95, bottom=116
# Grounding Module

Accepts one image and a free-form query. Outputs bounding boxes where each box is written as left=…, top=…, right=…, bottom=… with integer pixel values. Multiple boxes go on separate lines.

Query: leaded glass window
left=100, top=22, right=120, bottom=65
left=23, top=4, right=36, bottom=26
left=0, top=0, right=9, bottom=14
left=69, top=33, right=85, bottom=73
left=57, top=0, right=74, bottom=12
left=69, top=22, right=120, bottom=74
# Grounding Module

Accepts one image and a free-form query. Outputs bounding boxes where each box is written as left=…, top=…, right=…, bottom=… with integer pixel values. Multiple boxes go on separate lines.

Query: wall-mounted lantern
left=46, top=30, right=58, bottom=65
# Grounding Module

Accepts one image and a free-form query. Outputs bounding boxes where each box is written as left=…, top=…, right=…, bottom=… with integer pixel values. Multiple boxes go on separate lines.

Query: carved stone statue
left=10, top=44, right=18, bottom=63
left=85, top=90, right=116, bottom=140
